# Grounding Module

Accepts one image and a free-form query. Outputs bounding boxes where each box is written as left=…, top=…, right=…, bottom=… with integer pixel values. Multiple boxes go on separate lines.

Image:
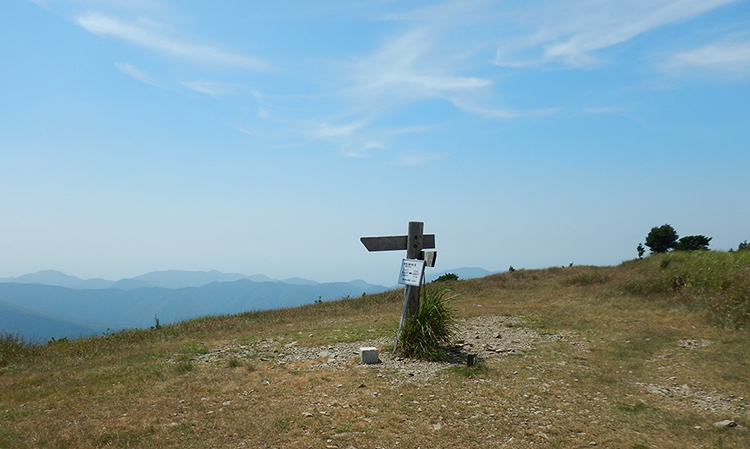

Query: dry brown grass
left=2, top=262, right=749, bottom=448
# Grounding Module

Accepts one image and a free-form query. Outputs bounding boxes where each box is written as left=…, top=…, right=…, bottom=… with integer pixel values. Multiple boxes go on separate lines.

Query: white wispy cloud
left=75, top=12, right=270, bottom=71
left=182, top=81, right=239, bottom=97
left=493, top=0, right=739, bottom=68
left=37, top=0, right=166, bottom=8
left=661, top=39, right=750, bottom=77
left=340, top=143, right=383, bottom=159
left=114, top=62, right=160, bottom=86
left=344, top=19, right=494, bottom=117
left=306, top=122, right=367, bottom=139
left=43, top=0, right=748, bottom=163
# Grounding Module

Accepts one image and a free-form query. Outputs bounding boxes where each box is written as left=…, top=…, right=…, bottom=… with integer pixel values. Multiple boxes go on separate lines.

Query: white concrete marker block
left=360, top=347, right=379, bottom=364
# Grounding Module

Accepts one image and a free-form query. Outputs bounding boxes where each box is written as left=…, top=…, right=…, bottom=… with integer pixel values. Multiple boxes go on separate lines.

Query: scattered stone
left=360, top=347, right=379, bottom=365
left=640, top=383, right=748, bottom=415
left=183, top=316, right=544, bottom=383
left=678, top=339, right=711, bottom=349
left=713, top=420, right=737, bottom=428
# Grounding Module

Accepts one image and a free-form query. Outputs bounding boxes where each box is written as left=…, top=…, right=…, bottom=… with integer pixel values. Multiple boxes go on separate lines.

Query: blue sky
left=2, top=0, right=749, bottom=286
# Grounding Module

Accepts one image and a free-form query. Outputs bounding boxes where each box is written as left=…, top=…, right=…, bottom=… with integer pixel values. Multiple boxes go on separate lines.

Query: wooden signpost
left=361, top=221, right=437, bottom=351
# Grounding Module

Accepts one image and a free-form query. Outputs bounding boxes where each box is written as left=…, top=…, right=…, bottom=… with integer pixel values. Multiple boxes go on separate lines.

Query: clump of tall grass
left=620, top=251, right=750, bottom=329
left=396, top=287, right=457, bottom=361
left=561, top=268, right=611, bottom=286
left=0, top=332, right=38, bottom=369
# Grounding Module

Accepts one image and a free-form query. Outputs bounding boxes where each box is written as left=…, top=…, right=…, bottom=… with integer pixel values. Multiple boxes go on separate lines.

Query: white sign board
left=398, top=259, right=425, bottom=286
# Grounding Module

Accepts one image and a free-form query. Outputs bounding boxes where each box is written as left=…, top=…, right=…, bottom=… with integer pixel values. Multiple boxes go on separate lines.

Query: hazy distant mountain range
left=1, top=268, right=495, bottom=343
left=0, top=269, right=319, bottom=291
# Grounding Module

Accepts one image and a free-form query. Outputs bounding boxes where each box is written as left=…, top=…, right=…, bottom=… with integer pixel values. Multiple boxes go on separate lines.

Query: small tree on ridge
left=645, top=224, right=678, bottom=254
left=674, top=235, right=712, bottom=251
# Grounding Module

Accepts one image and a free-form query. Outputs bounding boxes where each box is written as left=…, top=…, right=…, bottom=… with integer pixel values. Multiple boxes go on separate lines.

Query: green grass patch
left=226, top=358, right=243, bottom=368
left=619, top=251, right=750, bottom=329
left=173, top=360, right=194, bottom=374
left=178, top=342, right=209, bottom=359
left=561, top=269, right=612, bottom=286
left=273, top=416, right=295, bottom=432
left=448, top=362, right=489, bottom=378
left=617, top=402, right=653, bottom=413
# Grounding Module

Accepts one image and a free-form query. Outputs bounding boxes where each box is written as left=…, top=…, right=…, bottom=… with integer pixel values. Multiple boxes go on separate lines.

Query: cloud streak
left=45, top=0, right=749, bottom=163
left=346, top=27, right=492, bottom=111
left=493, top=0, right=740, bottom=68
left=661, top=39, right=750, bottom=77
left=114, top=62, right=160, bottom=87
left=182, top=81, right=241, bottom=97
left=75, top=12, right=270, bottom=71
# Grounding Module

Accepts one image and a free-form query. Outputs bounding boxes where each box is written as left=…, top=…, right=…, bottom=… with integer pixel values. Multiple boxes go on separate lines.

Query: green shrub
left=396, top=288, right=457, bottom=361
left=434, top=273, right=459, bottom=282
left=674, top=235, right=711, bottom=251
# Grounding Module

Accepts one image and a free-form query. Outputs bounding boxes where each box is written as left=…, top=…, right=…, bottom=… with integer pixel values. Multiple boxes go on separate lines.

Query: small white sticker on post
left=398, top=259, right=425, bottom=286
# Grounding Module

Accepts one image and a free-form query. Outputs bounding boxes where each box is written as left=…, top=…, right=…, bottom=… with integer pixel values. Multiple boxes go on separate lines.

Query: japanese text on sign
left=398, top=259, right=425, bottom=286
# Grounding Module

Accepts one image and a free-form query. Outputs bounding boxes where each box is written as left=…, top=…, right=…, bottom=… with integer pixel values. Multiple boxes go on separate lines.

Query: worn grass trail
left=2, top=254, right=749, bottom=448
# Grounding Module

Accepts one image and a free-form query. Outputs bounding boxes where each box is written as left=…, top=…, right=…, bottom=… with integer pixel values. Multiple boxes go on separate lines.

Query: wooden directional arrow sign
left=361, top=221, right=437, bottom=352
left=360, top=234, right=435, bottom=252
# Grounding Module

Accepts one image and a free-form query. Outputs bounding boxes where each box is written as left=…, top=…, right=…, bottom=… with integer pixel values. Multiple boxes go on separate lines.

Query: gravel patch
left=639, top=382, right=749, bottom=416
left=191, top=315, right=548, bottom=382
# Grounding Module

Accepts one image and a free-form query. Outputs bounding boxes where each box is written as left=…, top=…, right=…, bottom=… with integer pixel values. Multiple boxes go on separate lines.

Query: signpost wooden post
left=360, top=221, right=437, bottom=351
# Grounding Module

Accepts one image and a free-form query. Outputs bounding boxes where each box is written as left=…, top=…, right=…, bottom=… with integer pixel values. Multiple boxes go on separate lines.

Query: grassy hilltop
left=2, top=251, right=750, bottom=448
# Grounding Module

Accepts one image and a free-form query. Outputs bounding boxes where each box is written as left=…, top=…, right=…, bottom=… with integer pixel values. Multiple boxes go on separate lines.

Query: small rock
left=301, top=412, right=314, bottom=418
left=433, top=423, right=442, bottom=430
left=713, top=420, right=737, bottom=428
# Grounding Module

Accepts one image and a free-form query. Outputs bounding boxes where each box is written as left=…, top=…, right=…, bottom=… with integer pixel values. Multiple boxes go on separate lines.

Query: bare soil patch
left=191, top=316, right=546, bottom=382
